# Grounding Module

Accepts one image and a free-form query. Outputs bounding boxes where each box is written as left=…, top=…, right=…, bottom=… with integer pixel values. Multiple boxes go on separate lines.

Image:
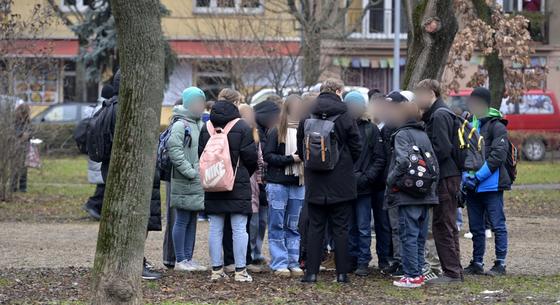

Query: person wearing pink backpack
left=198, top=89, right=258, bottom=282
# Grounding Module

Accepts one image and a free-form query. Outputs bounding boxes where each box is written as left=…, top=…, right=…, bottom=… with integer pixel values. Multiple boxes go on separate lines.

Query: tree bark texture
left=403, top=0, right=458, bottom=89
left=302, top=29, right=322, bottom=86
left=473, top=0, right=505, bottom=108
left=90, top=0, right=164, bottom=304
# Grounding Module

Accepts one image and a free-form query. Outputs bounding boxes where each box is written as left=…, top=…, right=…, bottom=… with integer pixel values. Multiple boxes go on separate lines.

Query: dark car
left=32, top=103, right=97, bottom=125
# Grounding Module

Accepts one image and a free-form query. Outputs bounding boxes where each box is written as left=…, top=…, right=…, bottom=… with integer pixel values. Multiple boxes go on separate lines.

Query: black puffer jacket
left=421, top=99, right=461, bottom=179
left=254, top=100, right=279, bottom=205
left=475, top=117, right=512, bottom=192
left=377, top=124, right=395, bottom=191
left=296, top=92, right=362, bottom=204
left=199, top=101, right=258, bottom=214
left=263, top=127, right=299, bottom=185
left=385, top=121, right=439, bottom=208
left=354, top=119, right=386, bottom=195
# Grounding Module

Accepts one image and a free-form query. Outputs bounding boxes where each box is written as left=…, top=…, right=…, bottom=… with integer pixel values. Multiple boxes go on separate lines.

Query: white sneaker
left=189, top=260, right=208, bottom=272
left=211, top=268, right=229, bottom=281
left=464, top=232, right=473, bottom=239
left=289, top=267, right=304, bottom=276
left=175, top=260, right=198, bottom=272
left=234, top=269, right=253, bottom=282
left=485, top=229, right=492, bottom=239
left=224, top=264, right=236, bottom=273
left=273, top=268, right=291, bottom=277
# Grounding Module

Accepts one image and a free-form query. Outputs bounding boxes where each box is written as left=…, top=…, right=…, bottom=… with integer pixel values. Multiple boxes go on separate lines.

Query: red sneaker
left=393, top=276, right=424, bottom=288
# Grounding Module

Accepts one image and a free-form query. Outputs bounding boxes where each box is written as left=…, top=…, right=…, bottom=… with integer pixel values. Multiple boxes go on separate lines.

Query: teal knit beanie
left=344, top=91, right=366, bottom=107
left=182, top=87, right=206, bottom=107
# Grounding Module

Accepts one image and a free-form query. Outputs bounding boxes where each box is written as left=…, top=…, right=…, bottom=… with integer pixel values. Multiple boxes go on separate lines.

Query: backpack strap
left=207, top=118, right=240, bottom=136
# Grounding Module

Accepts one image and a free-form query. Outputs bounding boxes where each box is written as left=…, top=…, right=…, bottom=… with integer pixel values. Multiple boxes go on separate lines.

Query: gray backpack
left=303, top=114, right=341, bottom=171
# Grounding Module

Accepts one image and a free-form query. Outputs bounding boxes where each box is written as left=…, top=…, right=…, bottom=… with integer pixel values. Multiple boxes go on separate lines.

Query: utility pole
left=393, top=0, right=401, bottom=91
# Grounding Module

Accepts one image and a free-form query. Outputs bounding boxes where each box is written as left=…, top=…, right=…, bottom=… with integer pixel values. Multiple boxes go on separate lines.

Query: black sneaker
left=487, top=261, right=506, bottom=276
left=464, top=261, right=485, bottom=275
left=391, top=265, right=404, bottom=278
left=82, top=204, right=101, bottom=221
left=142, top=259, right=161, bottom=280
left=381, top=262, right=399, bottom=275
left=354, top=264, right=370, bottom=277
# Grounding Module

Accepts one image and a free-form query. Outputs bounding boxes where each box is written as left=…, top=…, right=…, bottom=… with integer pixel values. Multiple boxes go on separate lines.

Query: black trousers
left=223, top=213, right=253, bottom=266
left=85, top=184, right=105, bottom=213
left=306, top=201, right=352, bottom=275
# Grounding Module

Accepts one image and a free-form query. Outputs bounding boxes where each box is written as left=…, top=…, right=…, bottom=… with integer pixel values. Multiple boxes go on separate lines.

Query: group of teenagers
left=86, top=72, right=512, bottom=289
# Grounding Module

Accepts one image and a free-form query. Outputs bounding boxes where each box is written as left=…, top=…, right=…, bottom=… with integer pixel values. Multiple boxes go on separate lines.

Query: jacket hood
left=477, top=107, right=508, bottom=126
left=172, top=105, right=188, bottom=118
left=421, top=98, right=446, bottom=122
left=210, top=100, right=241, bottom=126
left=398, top=120, right=425, bottom=132
left=254, top=100, right=280, bottom=128
left=311, top=92, right=347, bottom=118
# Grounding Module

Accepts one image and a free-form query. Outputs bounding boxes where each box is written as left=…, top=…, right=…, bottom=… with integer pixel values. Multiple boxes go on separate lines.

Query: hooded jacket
left=296, top=92, right=362, bottom=204
left=354, top=119, right=386, bottom=195
left=470, top=108, right=512, bottom=192
left=421, top=98, right=461, bottom=179
left=263, top=127, right=299, bottom=185
left=167, top=106, right=205, bottom=211
left=385, top=121, right=439, bottom=207
left=198, top=100, right=258, bottom=214
left=253, top=100, right=280, bottom=205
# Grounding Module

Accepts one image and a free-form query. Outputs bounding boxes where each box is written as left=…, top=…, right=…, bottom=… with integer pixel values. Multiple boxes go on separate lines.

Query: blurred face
left=188, top=96, right=206, bottom=116
left=348, top=102, right=365, bottom=119
left=369, top=97, right=387, bottom=122
left=287, top=99, right=304, bottom=120
left=413, top=88, right=436, bottom=111
left=467, top=96, right=488, bottom=118
left=386, top=102, right=417, bottom=127
left=239, top=106, right=256, bottom=127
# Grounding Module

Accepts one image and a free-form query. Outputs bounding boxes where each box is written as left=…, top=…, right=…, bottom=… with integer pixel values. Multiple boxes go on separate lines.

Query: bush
left=32, top=124, right=81, bottom=156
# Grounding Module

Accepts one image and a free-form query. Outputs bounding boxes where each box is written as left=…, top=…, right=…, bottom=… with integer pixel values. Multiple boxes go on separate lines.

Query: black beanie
left=100, top=84, right=114, bottom=99
left=470, top=87, right=491, bottom=106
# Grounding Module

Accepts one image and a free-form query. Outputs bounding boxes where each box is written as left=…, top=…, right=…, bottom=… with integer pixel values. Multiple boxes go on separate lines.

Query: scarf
left=284, top=120, right=304, bottom=185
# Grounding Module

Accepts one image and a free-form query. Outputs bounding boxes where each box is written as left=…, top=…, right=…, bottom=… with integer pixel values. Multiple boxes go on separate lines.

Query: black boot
left=336, top=273, right=349, bottom=283
left=300, top=273, right=317, bottom=283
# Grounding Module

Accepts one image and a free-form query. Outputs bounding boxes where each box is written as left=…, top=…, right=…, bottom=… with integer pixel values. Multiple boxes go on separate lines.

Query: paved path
left=1, top=216, right=560, bottom=275
left=512, top=183, right=560, bottom=190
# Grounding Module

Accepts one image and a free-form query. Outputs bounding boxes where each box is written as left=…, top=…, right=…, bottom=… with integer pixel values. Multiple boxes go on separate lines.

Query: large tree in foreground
left=90, top=0, right=165, bottom=304
left=402, top=0, right=459, bottom=89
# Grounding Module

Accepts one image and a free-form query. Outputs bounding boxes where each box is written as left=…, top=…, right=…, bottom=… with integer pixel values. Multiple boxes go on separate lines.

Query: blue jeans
left=371, top=190, right=393, bottom=267
left=457, top=208, right=463, bottom=231
left=349, top=194, right=372, bottom=266
left=249, top=205, right=267, bottom=261
left=266, top=183, right=304, bottom=270
left=172, top=209, right=198, bottom=262
left=208, top=213, right=248, bottom=269
left=399, top=205, right=429, bottom=278
left=466, top=191, right=508, bottom=264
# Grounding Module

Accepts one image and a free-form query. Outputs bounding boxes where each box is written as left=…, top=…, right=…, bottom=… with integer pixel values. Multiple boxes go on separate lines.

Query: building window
left=0, top=0, right=11, bottom=14
left=59, top=0, right=96, bottom=13
left=499, top=0, right=544, bottom=13
left=349, top=0, right=408, bottom=39
left=195, top=60, right=233, bottom=100
left=193, top=0, right=263, bottom=14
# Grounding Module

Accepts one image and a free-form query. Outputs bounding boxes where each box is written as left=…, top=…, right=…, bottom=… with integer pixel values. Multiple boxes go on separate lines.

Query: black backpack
left=395, top=144, right=439, bottom=198
left=87, top=97, right=117, bottom=163
left=435, top=108, right=485, bottom=172
left=157, top=118, right=191, bottom=182
left=74, top=117, right=91, bottom=155
left=488, top=119, right=518, bottom=183
left=303, top=113, right=341, bottom=171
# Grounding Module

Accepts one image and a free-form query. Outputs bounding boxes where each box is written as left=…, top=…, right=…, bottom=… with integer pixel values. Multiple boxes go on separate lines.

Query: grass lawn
left=1, top=268, right=559, bottom=304
left=515, top=161, right=560, bottom=185
left=1, top=157, right=559, bottom=222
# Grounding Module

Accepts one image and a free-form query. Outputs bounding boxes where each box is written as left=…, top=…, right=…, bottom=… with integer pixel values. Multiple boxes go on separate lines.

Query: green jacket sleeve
left=167, top=121, right=197, bottom=179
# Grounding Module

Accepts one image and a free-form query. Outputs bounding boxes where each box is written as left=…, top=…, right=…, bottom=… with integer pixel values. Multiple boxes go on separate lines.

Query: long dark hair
left=277, top=94, right=302, bottom=143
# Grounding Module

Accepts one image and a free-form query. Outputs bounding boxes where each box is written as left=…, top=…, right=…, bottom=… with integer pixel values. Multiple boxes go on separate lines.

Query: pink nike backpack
left=199, top=118, right=240, bottom=192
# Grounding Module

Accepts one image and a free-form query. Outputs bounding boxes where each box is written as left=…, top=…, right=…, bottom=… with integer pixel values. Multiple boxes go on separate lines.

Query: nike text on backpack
left=157, top=118, right=192, bottom=182
left=303, top=113, right=341, bottom=171
left=395, top=145, right=439, bottom=198
left=436, top=108, right=485, bottom=172
left=199, top=118, right=240, bottom=192
left=86, top=97, right=118, bottom=163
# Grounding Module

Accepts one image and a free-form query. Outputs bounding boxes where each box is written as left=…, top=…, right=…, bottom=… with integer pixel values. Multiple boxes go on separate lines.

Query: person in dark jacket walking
left=199, top=89, right=258, bottom=282
left=414, top=79, right=463, bottom=284
left=462, top=87, right=511, bottom=276
left=384, top=94, right=440, bottom=288
left=98, top=70, right=162, bottom=280
left=344, top=91, right=386, bottom=276
left=298, top=79, right=362, bottom=284
left=264, top=94, right=306, bottom=277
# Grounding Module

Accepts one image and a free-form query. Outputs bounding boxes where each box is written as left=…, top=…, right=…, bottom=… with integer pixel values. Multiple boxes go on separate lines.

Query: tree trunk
left=301, top=29, right=322, bottom=86
left=403, top=0, right=458, bottom=89
left=90, top=0, right=165, bottom=304
left=472, top=0, right=505, bottom=108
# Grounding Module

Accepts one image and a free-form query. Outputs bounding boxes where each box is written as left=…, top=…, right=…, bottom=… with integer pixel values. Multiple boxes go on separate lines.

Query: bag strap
left=206, top=118, right=240, bottom=136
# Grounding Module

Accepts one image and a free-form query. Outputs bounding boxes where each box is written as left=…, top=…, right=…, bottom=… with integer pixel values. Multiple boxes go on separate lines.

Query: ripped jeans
left=266, top=183, right=304, bottom=270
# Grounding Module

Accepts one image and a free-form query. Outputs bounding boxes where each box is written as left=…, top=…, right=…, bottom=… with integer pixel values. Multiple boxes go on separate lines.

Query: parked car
left=448, top=90, right=560, bottom=161
left=32, top=103, right=97, bottom=125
